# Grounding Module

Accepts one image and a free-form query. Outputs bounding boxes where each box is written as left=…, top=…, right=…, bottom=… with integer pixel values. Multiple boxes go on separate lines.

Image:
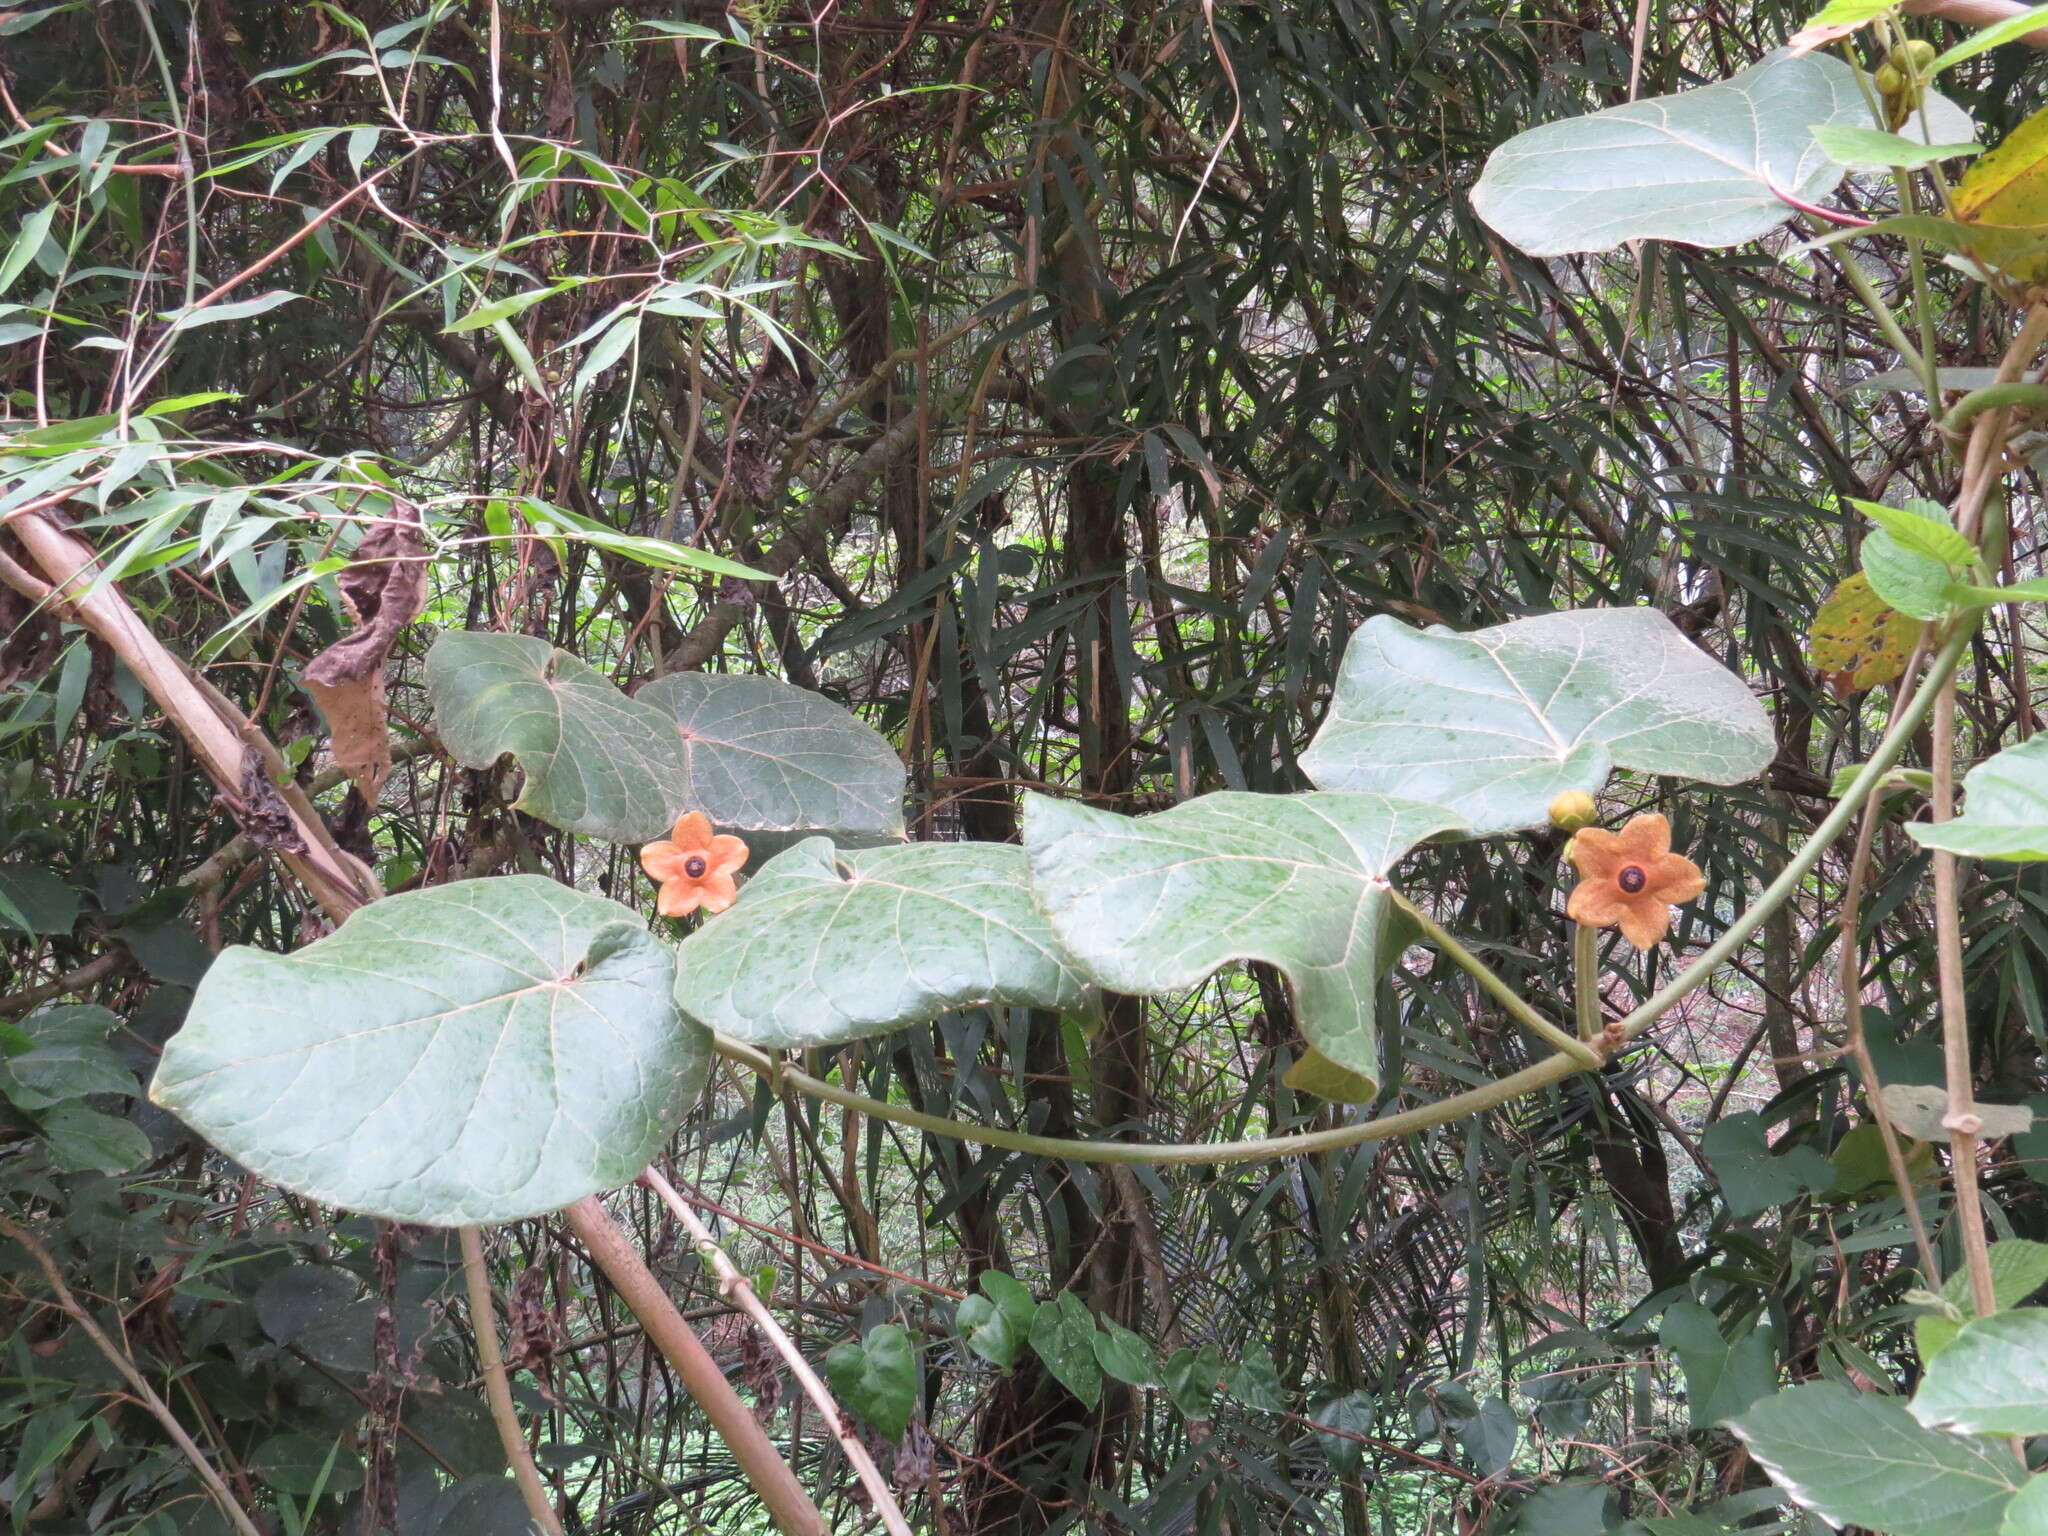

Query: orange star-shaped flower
left=1566, top=812, right=1706, bottom=948
left=640, top=811, right=749, bottom=917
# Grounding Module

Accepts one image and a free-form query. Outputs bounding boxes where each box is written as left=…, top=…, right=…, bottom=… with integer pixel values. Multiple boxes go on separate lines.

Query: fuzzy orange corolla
left=640, top=811, right=749, bottom=917
left=1566, top=812, right=1705, bottom=948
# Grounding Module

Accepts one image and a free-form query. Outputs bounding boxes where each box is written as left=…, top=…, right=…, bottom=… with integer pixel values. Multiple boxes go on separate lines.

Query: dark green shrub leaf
left=1025, top=790, right=1463, bottom=1097
left=955, top=1295, right=1020, bottom=1371
left=1514, top=1481, right=1617, bottom=1535
left=1164, top=1345, right=1225, bottom=1419
left=1299, top=609, right=1772, bottom=837
left=1226, top=1341, right=1284, bottom=1410
left=1919, top=1239, right=2048, bottom=1358
left=152, top=876, right=706, bottom=1225
left=1698, top=1113, right=1833, bottom=1217
left=40, top=1103, right=150, bottom=1174
left=1029, top=1293, right=1102, bottom=1409
left=0, top=862, right=77, bottom=934
left=1660, top=1301, right=1776, bottom=1428
left=1092, top=1318, right=1159, bottom=1387
left=674, top=838, right=1093, bottom=1048
left=249, top=1433, right=364, bottom=1496
left=0, top=1004, right=135, bottom=1110
left=1308, top=1388, right=1375, bottom=1475
left=1727, top=1381, right=2024, bottom=1536
left=824, top=1322, right=918, bottom=1440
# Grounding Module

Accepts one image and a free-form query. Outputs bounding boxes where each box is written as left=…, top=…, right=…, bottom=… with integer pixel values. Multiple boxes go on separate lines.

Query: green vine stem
left=1940, top=380, right=2048, bottom=437
left=716, top=622, right=1970, bottom=1168
left=1573, top=923, right=1601, bottom=1042
left=1388, top=892, right=1603, bottom=1069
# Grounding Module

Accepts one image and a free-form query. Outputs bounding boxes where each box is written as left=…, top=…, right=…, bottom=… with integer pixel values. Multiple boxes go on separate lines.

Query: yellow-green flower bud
left=1548, top=790, right=1599, bottom=832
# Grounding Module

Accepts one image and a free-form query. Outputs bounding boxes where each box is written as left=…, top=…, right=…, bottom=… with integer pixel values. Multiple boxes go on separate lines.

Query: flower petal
left=1614, top=813, right=1671, bottom=862
left=1617, top=897, right=1672, bottom=948
left=708, top=834, right=750, bottom=876
left=1644, top=854, right=1705, bottom=905
left=697, top=872, right=740, bottom=914
left=669, top=811, right=715, bottom=849
left=1569, top=829, right=1626, bottom=880
left=1568, top=880, right=1629, bottom=929
left=640, top=842, right=683, bottom=881
left=657, top=879, right=705, bottom=918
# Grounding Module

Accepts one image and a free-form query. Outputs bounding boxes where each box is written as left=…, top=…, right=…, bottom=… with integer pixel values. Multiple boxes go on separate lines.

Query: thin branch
left=460, top=1227, right=568, bottom=1536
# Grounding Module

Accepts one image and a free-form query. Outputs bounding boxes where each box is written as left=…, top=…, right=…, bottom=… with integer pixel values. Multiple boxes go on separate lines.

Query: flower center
left=1617, top=864, right=1647, bottom=894
left=683, top=855, right=708, bottom=879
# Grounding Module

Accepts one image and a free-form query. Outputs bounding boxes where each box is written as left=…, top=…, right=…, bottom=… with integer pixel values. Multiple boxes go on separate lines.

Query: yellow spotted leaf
left=1956, top=104, right=2048, bottom=227
left=1809, top=573, right=1918, bottom=697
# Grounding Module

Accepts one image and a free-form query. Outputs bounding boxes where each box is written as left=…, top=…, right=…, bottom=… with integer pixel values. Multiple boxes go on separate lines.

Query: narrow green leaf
left=1811, top=124, right=1979, bottom=170
left=1932, top=2, right=2048, bottom=70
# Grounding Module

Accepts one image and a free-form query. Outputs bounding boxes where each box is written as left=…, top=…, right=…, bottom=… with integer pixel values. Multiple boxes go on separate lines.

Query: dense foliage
left=9, top=1, right=2048, bottom=1533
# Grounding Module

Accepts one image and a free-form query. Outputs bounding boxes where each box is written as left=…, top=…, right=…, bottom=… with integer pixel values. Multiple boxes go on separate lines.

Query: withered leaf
left=301, top=501, right=429, bottom=802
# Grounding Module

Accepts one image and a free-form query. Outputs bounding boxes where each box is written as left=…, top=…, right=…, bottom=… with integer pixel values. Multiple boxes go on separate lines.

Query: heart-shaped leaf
left=1908, top=735, right=2048, bottom=861
left=638, top=673, right=905, bottom=837
left=1728, top=1382, right=2024, bottom=1536
left=426, top=632, right=907, bottom=844
left=1471, top=52, right=1865, bottom=257
left=1030, top=1293, right=1103, bottom=1409
left=152, top=876, right=707, bottom=1225
left=824, top=1323, right=919, bottom=1440
left=673, top=837, right=1094, bottom=1050
left=1300, top=608, right=1772, bottom=837
left=426, top=631, right=678, bottom=843
left=955, top=1295, right=1021, bottom=1371
left=1023, top=791, right=1464, bottom=1098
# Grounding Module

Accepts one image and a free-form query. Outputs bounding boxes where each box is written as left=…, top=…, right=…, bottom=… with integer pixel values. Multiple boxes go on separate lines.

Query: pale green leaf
left=1093, top=1319, right=1161, bottom=1387
left=1932, top=2, right=2048, bottom=70
left=1727, top=1382, right=2024, bottom=1536
left=2000, top=1476, right=2048, bottom=1536
left=1470, top=53, right=1864, bottom=257
left=163, top=290, right=302, bottom=333
left=151, top=877, right=707, bottom=1225
left=1913, top=1309, right=2048, bottom=1435
left=638, top=672, right=905, bottom=837
left=1908, top=735, right=2048, bottom=861
left=1863, top=503, right=1958, bottom=620
left=673, top=838, right=1092, bottom=1049
left=426, top=630, right=679, bottom=843
left=1300, top=608, right=1772, bottom=838
left=1024, top=791, right=1464, bottom=1098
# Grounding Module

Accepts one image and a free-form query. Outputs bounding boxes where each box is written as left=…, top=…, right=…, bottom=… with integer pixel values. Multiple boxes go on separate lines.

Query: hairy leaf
left=673, top=838, right=1093, bottom=1049
left=1470, top=53, right=1863, bottom=256
left=1024, top=791, right=1463, bottom=1097
left=152, top=877, right=706, bottom=1225
left=1300, top=609, right=1771, bottom=837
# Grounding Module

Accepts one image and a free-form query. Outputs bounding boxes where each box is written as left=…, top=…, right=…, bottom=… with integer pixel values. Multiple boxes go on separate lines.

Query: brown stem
left=460, top=1228, right=567, bottom=1536
left=560, top=1195, right=827, bottom=1536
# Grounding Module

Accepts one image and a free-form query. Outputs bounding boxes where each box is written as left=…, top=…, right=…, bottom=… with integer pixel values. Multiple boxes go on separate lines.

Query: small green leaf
left=980, top=1271, right=1036, bottom=1340
left=1727, top=1382, right=2023, bottom=1536
left=1660, top=1302, right=1776, bottom=1429
left=824, top=1323, right=918, bottom=1441
left=1163, top=1345, right=1226, bottom=1419
left=674, top=838, right=1093, bottom=1050
left=38, top=1102, right=150, bottom=1174
left=1300, top=608, right=1772, bottom=837
left=1092, top=1319, right=1160, bottom=1387
left=955, top=1295, right=1020, bottom=1371
left=1852, top=497, right=1979, bottom=567
left=0, top=863, right=79, bottom=934
left=1225, top=1341, right=1284, bottom=1411
left=0, top=1004, right=137, bottom=1110
left=1908, top=736, right=2048, bottom=861
left=1913, top=1309, right=2048, bottom=1434
left=1308, top=1388, right=1376, bottom=1475
left=1029, top=1293, right=1102, bottom=1409
left=152, top=877, right=707, bottom=1225
left=1811, top=124, right=1980, bottom=170
left=1699, top=1113, right=1834, bottom=1217
left=1863, top=527, right=1953, bottom=621
left=1025, top=791, right=1462, bottom=1097
left=250, top=1434, right=364, bottom=1497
